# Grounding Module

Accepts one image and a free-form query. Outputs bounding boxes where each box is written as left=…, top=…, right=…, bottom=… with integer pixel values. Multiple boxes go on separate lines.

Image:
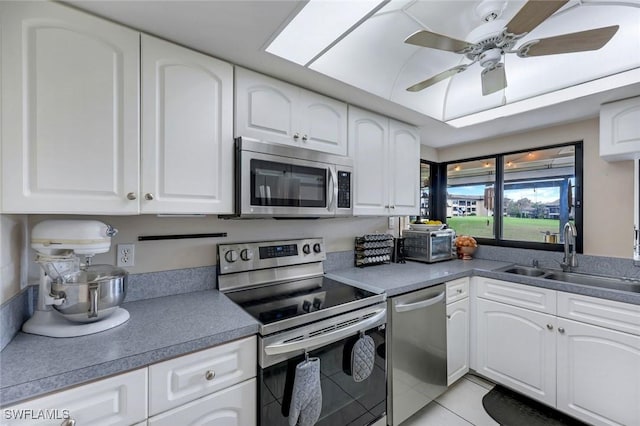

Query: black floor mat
left=482, top=385, right=589, bottom=426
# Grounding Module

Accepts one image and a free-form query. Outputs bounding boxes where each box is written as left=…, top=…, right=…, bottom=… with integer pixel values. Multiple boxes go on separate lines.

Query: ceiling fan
left=405, top=0, right=619, bottom=95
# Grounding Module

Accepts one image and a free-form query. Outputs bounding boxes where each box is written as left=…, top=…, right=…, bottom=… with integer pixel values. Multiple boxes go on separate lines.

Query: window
left=443, top=142, right=582, bottom=251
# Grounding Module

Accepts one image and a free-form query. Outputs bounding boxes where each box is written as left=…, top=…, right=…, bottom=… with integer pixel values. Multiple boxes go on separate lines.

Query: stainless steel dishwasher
left=388, top=284, right=447, bottom=426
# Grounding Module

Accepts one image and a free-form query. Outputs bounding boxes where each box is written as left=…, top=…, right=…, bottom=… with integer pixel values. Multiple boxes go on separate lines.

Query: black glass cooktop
left=225, top=276, right=383, bottom=335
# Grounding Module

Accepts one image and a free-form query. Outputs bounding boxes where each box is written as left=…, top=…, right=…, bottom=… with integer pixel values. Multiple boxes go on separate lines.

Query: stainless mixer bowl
left=50, top=265, right=128, bottom=323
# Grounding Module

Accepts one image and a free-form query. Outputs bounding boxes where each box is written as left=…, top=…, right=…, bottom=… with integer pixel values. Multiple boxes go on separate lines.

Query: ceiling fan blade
left=518, top=25, right=619, bottom=57
left=405, top=30, right=473, bottom=53
left=506, top=0, right=569, bottom=36
left=481, top=64, right=506, bottom=96
left=406, top=65, right=468, bottom=92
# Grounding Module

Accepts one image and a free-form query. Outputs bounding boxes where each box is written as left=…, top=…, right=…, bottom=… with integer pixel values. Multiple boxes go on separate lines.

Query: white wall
left=0, top=214, right=28, bottom=304
left=437, top=118, right=634, bottom=258
left=25, top=215, right=388, bottom=284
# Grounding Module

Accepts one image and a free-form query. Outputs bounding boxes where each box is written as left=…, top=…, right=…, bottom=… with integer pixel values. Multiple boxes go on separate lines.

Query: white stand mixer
left=22, top=220, right=130, bottom=338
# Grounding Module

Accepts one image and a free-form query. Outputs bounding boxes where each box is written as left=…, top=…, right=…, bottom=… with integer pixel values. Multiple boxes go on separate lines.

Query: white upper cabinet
left=235, top=67, right=347, bottom=155
left=1, top=1, right=140, bottom=214
left=349, top=106, right=420, bottom=216
left=141, top=35, right=233, bottom=214
left=389, top=120, right=420, bottom=216
left=600, top=96, right=640, bottom=161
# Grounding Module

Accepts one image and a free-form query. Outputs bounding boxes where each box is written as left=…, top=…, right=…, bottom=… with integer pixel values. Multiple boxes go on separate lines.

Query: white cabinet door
left=234, top=67, right=297, bottom=146
left=298, top=89, right=347, bottom=155
left=141, top=35, right=233, bottom=214
left=600, top=96, right=640, bottom=161
left=148, top=379, right=256, bottom=426
left=447, top=297, right=469, bottom=386
left=557, top=318, right=640, bottom=426
left=4, top=369, right=148, bottom=426
left=476, top=298, right=557, bottom=406
left=349, top=107, right=389, bottom=216
left=0, top=1, right=140, bottom=214
left=388, top=120, right=420, bottom=216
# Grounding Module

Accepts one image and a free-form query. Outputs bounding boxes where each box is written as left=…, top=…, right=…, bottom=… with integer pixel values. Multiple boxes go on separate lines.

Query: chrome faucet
left=561, top=222, right=578, bottom=272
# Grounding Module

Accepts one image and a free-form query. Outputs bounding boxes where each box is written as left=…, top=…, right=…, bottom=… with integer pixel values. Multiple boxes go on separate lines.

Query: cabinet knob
left=547, top=324, right=554, bottom=330
left=205, top=370, right=216, bottom=381
left=447, top=314, right=451, bottom=319
left=293, top=133, right=300, bottom=140
left=302, top=134, right=308, bottom=141
left=144, top=193, right=154, bottom=201
left=126, top=192, right=137, bottom=200
left=456, top=289, right=463, bottom=294
left=61, top=418, right=76, bottom=426
left=558, top=327, right=565, bottom=334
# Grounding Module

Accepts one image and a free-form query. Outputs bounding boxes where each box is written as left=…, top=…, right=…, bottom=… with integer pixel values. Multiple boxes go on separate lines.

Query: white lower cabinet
left=476, top=298, right=557, bottom=406
left=475, top=279, right=640, bottom=426
left=556, top=319, right=640, bottom=426
left=148, top=336, right=256, bottom=416
left=446, top=296, right=469, bottom=385
left=3, top=368, right=148, bottom=425
left=148, top=379, right=256, bottom=426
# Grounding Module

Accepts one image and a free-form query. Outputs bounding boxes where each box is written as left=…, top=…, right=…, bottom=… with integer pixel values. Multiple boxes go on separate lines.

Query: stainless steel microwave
left=233, top=138, right=353, bottom=218
left=403, top=229, right=456, bottom=263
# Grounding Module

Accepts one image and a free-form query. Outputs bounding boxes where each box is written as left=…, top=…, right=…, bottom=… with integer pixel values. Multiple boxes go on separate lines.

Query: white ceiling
left=65, top=0, right=640, bottom=148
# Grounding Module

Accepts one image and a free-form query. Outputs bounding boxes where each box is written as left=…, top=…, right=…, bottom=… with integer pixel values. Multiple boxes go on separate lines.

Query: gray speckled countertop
left=0, top=290, right=259, bottom=406
left=326, top=259, right=511, bottom=296
left=327, top=259, right=640, bottom=305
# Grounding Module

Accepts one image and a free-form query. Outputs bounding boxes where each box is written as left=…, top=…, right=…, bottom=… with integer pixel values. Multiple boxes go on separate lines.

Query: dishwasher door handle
left=394, top=291, right=445, bottom=313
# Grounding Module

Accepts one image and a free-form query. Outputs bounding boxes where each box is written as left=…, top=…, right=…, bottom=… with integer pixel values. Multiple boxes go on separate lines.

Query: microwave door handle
left=264, top=308, right=386, bottom=356
left=328, top=167, right=337, bottom=212
left=394, top=291, right=445, bottom=313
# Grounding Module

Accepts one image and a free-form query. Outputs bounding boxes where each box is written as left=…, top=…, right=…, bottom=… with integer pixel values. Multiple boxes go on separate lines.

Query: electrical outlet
left=388, top=217, right=394, bottom=229
left=117, top=244, right=135, bottom=267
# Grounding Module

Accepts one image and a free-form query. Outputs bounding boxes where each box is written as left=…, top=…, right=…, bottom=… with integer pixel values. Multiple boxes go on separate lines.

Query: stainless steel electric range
left=218, top=238, right=387, bottom=426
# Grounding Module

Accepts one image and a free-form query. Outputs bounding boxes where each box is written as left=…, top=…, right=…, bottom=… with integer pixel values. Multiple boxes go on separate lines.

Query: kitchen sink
left=497, top=265, right=640, bottom=293
left=500, top=266, right=547, bottom=277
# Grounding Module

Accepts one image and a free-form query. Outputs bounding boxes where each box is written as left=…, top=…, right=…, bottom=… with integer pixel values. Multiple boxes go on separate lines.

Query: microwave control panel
left=337, top=171, right=351, bottom=209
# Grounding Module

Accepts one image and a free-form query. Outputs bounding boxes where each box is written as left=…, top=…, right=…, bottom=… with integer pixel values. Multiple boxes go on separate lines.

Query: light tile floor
left=402, top=374, right=499, bottom=426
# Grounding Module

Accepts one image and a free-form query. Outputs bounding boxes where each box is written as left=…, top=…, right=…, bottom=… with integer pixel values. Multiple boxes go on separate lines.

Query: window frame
left=437, top=141, right=583, bottom=253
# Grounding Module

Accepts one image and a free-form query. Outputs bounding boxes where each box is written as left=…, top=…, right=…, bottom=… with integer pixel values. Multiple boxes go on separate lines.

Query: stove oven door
left=258, top=306, right=387, bottom=426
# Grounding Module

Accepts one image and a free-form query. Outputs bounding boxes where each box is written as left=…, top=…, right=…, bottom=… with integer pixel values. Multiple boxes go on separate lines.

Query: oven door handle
left=264, top=308, right=386, bottom=356
left=394, top=291, right=445, bottom=313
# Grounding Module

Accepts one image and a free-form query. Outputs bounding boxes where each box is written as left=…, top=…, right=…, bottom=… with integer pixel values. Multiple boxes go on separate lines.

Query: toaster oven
left=402, top=229, right=456, bottom=263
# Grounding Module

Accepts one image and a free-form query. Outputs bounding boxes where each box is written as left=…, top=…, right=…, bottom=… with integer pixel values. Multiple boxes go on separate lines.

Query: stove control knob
left=224, top=250, right=239, bottom=263
left=302, top=300, right=311, bottom=312
left=313, top=243, right=322, bottom=253
left=313, top=298, right=322, bottom=310
left=302, top=244, right=311, bottom=254
left=240, top=249, right=253, bottom=261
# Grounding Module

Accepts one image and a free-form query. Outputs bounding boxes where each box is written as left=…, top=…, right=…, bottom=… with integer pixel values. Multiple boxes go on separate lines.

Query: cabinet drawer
left=476, top=277, right=556, bottom=314
left=148, top=378, right=256, bottom=426
left=3, top=368, right=147, bottom=426
left=557, top=292, right=640, bottom=336
left=446, top=277, right=469, bottom=304
left=149, top=336, right=256, bottom=415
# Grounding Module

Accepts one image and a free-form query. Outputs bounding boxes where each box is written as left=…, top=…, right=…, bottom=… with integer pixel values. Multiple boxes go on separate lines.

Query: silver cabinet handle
left=293, top=133, right=300, bottom=140
left=302, top=134, right=308, bottom=141
left=205, top=370, right=215, bottom=381
left=144, top=193, right=154, bottom=201
left=61, top=418, right=76, bottom=426
left=547, top=324, right=554, bottom=330
left=395, top=291, right=445, bottom=313
left=558, top=327, right=565, bottom=334
left=126, top=192, right=137, bottom=200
